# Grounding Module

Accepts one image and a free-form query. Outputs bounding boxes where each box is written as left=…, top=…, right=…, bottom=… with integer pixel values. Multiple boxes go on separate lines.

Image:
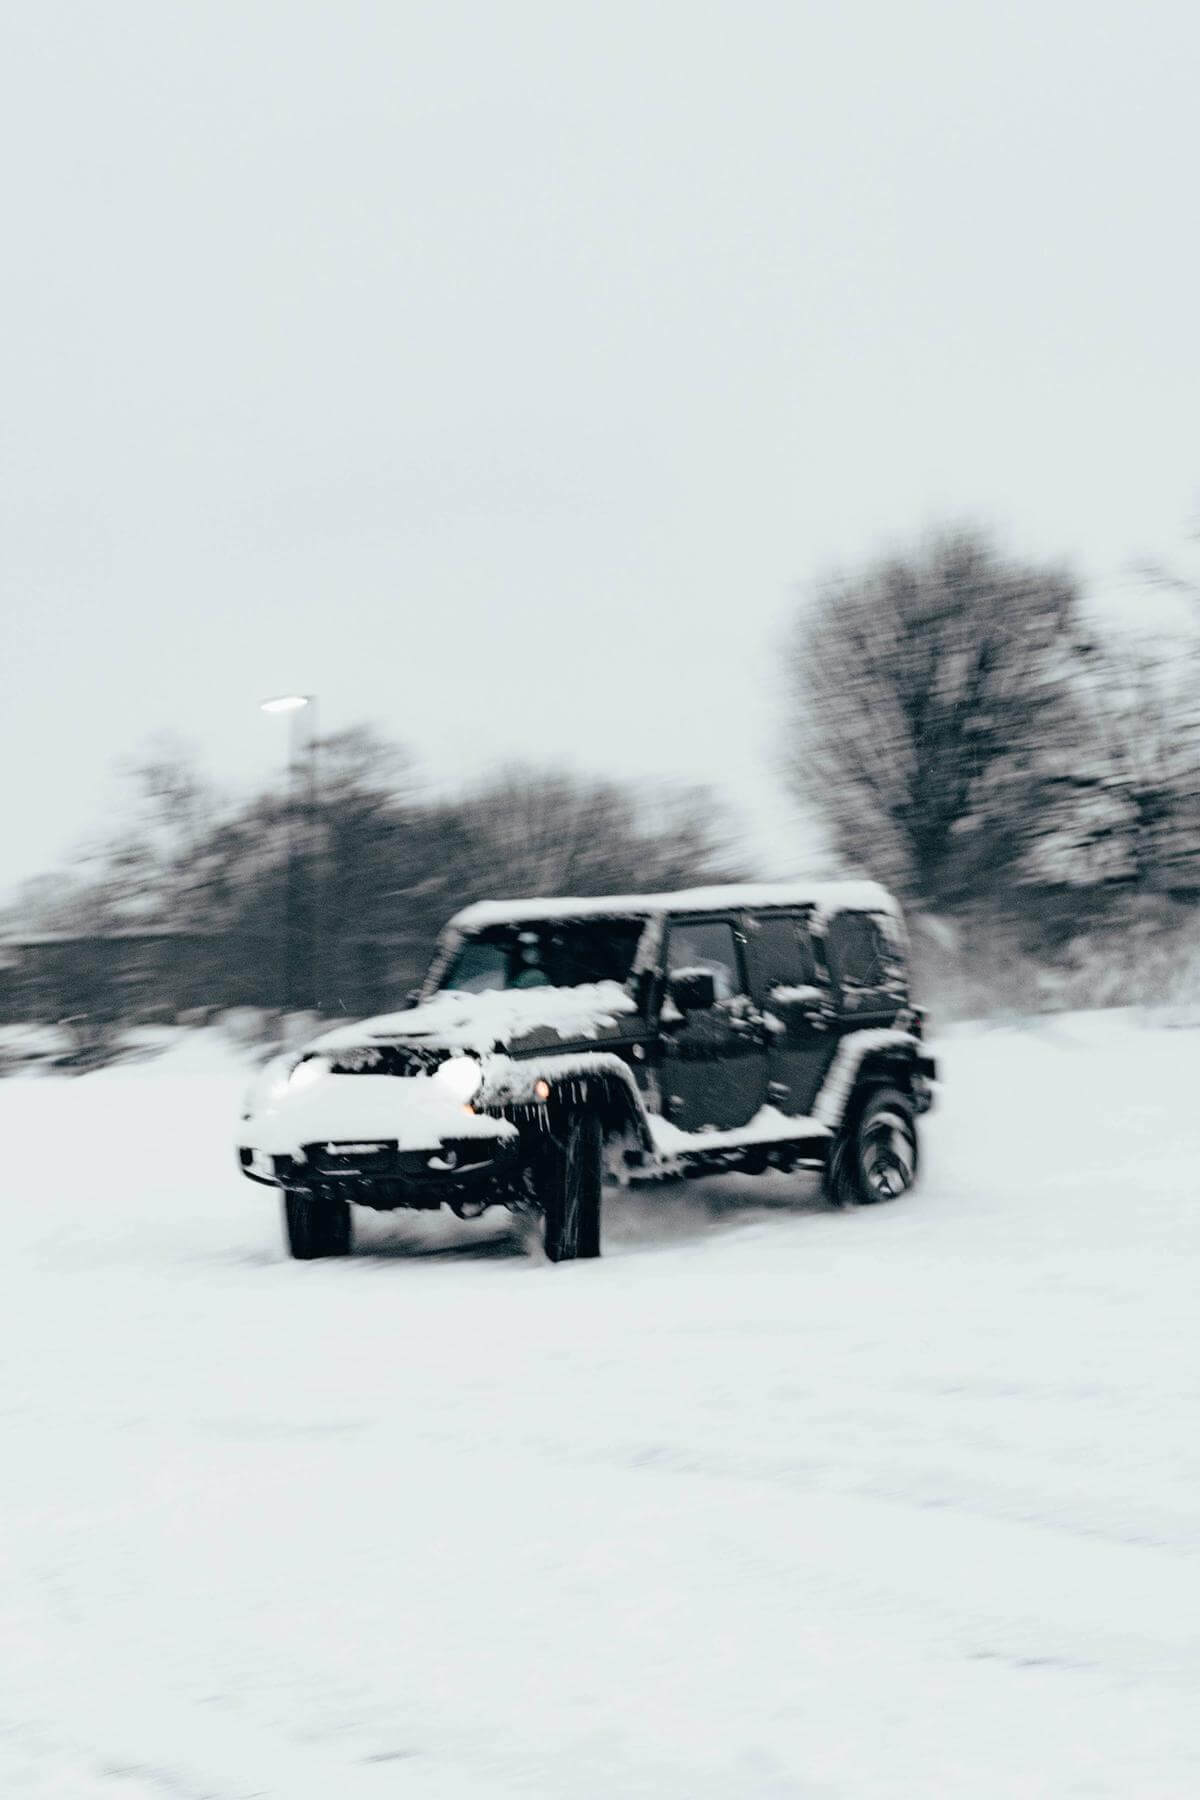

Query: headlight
left=433, top=1054, right=483, bottom=1103
left=289, top=1054, right=331, bottom=1092
left=242, top=1051, right=297, bottom=1117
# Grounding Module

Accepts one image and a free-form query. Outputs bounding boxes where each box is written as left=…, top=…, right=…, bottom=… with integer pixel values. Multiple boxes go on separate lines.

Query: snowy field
left=3, top=1015, right=1200, bottom=1799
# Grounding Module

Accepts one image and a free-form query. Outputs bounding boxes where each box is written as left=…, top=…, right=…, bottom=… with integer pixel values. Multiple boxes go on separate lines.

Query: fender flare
left=811, top=1030, right=923, bottom=1133
left=482, top=1052, right=656, bottom=1154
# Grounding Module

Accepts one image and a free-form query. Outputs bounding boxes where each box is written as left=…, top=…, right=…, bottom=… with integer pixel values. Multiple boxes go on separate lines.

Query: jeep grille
left=325, top=1044, right=446, bottom=1078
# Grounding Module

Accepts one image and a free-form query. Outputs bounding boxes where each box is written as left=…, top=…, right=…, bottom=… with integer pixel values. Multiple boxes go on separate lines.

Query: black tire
left=825, top=1085, right=918, bottom=1208
left=283, top=1189, right=352, bottom=1259
left=534, top=1113, right=603, bottom=1262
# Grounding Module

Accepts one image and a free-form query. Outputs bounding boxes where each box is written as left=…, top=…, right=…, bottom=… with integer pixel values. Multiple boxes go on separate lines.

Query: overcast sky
left=3, top=0, right=1197, bottom=898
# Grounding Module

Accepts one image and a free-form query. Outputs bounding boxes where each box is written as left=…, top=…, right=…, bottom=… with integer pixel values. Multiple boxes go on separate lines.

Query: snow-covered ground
left=3, top=1013, right=1199, bottom=1798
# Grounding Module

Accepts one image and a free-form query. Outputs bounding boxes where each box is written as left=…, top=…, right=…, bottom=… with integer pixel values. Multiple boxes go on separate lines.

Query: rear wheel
left=825, top=1086, right=918, bottom=1208
left=533, top=1114, right=603, bottom=1261
left=283, top=1189, right=352, bottom=1259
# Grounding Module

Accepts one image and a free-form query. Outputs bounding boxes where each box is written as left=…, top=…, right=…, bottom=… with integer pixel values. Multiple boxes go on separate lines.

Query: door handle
left=728, top=1011, right=766, bottom=1039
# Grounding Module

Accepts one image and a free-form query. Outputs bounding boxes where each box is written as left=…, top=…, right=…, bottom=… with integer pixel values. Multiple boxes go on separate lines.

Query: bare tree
left=1129, top=515, right=1200, bottom=611
left=75, top=735, right=222, bottom=926
left=3, top=736, right=744, bottom=1028
left=440, top=765, right=739, bottom=903
left=782, top=529, right=1090, bottom=909
left=1037, top=637, right=1200, bottom=891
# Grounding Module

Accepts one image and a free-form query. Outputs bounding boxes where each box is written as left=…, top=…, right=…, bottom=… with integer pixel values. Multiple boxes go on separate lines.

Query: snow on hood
left=242, top=983, right=639, bottom=1157
left=246, top=1072, right=518, bottom=1156
left=311, top=980, right=638, bottom=1057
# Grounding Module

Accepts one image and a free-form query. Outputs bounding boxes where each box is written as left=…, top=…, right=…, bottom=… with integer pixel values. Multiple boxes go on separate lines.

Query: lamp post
left=260, top=694, right=320, bottom=1016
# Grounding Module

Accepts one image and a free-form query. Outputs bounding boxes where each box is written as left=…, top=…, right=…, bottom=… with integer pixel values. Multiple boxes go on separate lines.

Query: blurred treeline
left=0, top=749, right=738, bottom=1055
left=785, top=528, right=1200, bottom=1019
left=4, top=523, right=1200, bottom=1056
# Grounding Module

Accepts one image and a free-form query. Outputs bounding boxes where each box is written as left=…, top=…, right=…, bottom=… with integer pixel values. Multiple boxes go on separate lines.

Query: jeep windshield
left=434, top=917, right=647, bottom=996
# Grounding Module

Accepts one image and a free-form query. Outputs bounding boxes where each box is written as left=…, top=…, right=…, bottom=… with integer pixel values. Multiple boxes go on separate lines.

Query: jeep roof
left=446, top=879, right=901, bottom=933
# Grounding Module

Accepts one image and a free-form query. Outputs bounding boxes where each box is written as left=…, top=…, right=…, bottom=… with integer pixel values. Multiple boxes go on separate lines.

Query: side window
left=872, top=912, right=909, bottom=995
left=664, top=920, right=743, bottom=1004
left=445, top=939, right=509, bottom=993
left=751, top=913, right=818, bottom=993
left=825, top=913, right=885, bottom=989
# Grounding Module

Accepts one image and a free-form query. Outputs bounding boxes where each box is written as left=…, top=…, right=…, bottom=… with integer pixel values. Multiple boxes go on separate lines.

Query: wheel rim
left=859, top=1109, right=915, bottom=1200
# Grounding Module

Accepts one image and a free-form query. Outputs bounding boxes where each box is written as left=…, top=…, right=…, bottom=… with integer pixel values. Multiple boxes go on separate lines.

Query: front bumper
left=912, top=1052, right=938, bottom=1114
left=238, top=1132, right=520, bottom=1207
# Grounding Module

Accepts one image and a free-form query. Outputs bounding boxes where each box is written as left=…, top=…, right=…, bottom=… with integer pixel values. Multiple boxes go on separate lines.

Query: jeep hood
left=310, top=980, right=638, bottom=1058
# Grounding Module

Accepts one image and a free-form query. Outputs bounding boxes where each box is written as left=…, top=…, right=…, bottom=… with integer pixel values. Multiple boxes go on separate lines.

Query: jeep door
left=657, top=915, right=767, bottom=1132
left=746, top=910, right=839, bottom=1116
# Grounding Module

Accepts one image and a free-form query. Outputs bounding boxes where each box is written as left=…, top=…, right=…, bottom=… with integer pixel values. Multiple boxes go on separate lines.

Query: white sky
left=3, top=0, right=1198, bottom=896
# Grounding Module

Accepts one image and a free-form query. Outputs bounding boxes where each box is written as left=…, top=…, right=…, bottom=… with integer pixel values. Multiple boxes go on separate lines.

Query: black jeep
left=238, top=880, right=936, bottom=1260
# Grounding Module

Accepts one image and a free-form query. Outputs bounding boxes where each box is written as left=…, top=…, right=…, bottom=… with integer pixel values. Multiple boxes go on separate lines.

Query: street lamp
left=260, top=694, right=320, bottom=1016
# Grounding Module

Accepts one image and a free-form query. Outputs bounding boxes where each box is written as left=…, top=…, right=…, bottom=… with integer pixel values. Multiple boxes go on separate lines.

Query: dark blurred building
left=0, top=928, right=428, bottom=1027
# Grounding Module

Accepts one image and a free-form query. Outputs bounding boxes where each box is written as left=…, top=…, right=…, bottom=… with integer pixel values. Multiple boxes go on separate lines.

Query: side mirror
left=669, top=969, right=716, bottom=1015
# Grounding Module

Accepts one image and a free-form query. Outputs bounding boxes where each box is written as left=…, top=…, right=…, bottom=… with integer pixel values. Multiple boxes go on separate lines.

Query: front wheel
left=283, top=1189, right=352, bottom=1259
left=531, top=1114, right=603, bottom=1261
left=825, top=1086, right=918, bottom=1208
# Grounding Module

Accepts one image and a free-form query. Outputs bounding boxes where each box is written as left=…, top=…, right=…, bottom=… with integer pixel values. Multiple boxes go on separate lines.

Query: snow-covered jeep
left=238, top=881, right=937, bottom=1260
